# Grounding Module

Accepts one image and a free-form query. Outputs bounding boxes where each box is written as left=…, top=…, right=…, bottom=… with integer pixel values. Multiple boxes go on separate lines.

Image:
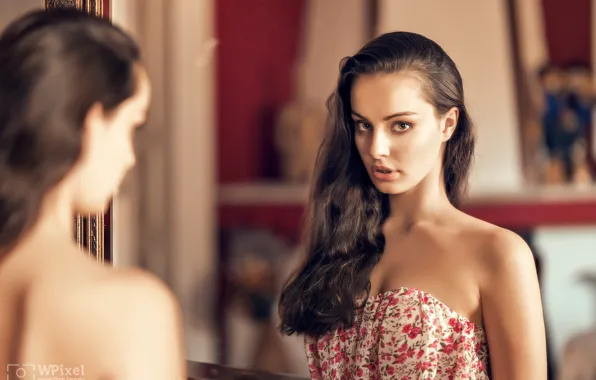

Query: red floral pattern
left=305, top=287, right=490, bottom=379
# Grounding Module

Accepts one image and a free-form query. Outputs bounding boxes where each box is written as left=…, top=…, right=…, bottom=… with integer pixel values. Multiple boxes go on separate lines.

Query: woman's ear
left=442, top=107, right=459, bottom=142
left=80, top=102, right=107, bottom=156
left=83, top=102, right=107, bottom=134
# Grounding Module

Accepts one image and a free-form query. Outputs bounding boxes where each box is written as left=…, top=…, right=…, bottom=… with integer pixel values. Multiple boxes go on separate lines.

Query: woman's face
left=351, top=72, right=457, bottom=195
left=72, top=67, right=151, bottom=213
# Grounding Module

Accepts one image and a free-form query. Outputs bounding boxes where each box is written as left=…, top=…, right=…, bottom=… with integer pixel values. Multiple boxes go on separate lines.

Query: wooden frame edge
left=43, top=0, right=111, bottom=264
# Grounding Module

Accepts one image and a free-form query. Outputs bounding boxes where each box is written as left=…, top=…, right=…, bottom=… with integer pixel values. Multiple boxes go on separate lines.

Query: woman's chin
left=372, top=180, right=409, bottom=195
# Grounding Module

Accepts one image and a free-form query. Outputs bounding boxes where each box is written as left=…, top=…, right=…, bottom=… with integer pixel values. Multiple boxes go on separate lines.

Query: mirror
left=9, top=0, right=596, bottom=378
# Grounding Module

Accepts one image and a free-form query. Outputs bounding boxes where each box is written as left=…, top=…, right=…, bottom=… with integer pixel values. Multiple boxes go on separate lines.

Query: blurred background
left=4, top=0, right=596, bottom=378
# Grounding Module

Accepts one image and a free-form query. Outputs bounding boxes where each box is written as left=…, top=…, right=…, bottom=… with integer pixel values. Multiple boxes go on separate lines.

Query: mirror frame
left=43, top=0, right=111, bottom=264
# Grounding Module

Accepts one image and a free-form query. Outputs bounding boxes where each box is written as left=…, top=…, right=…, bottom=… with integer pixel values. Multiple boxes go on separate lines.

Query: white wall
left=536, top=227, right=596, bottom=359
left=378, top=0, right=524, bottom=194
left=298, top=0, right=367, bottom=105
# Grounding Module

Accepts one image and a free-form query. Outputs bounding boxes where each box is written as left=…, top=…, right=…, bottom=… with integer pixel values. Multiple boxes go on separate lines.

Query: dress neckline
left=366, top=286, right=485, bottom=332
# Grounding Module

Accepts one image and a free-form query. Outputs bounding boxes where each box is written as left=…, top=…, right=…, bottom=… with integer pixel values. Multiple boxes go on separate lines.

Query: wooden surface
left=187, top=361, right=309, bottom=380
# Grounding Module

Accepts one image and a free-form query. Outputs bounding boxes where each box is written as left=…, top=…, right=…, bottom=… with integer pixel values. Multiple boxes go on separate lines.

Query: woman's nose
left=370, top=130, right=390, bottom=159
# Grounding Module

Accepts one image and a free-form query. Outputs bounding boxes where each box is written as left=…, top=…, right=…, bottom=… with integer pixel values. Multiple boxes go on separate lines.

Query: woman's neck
left=387, top=171, right=452, bottom=230
left=17, top=187, right=77, bottom=254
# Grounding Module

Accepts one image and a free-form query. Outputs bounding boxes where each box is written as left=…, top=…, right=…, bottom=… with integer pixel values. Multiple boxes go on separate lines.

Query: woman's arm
left=480, top=230, right=547, bottom=380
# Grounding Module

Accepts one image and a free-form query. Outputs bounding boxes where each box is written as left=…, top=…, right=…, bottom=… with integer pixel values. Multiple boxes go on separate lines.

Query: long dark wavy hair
left=0, top=9, right=140, bottom=253
left=278, top=31, right=476, bottom=337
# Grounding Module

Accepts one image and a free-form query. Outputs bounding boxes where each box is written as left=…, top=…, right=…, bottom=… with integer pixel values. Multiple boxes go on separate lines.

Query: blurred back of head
left=0, top=8, right=141, bottom=251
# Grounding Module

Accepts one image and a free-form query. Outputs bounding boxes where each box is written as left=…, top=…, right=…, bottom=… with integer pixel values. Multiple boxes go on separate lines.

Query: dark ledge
left=187, top=361, right=310, bottom=380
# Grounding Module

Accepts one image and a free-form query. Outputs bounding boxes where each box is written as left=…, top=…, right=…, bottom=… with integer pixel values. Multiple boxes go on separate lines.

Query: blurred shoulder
left=106, top=267, right=178, bottom=304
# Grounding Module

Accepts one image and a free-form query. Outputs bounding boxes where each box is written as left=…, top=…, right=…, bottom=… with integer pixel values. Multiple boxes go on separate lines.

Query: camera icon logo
left=6, top=364, right=35, bottom=379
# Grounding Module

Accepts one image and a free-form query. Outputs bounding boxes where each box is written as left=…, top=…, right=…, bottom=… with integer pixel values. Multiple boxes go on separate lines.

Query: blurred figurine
left=571, top=139, right=592, bottom=186
left=538, top=65, right=565, bottom=161
left=537, top=63, right=594, bottom=185
left=225, top=229, right=293, bottom=372
left=275, top=64, right=327, bottom=184
left=557, top=106, right=583, bottom=182
left=537, top=64, right=569, bottom=184
left=567, top=63, right=594, bottom=131
left=567, top=63, right=595, bottom=185
left=275, top=101, right=326, bottom=184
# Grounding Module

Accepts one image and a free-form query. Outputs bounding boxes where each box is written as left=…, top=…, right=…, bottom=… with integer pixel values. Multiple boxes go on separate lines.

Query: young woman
left=0, top=9, right=185, bottom=379
left=279, top=31, right=546, bottom=379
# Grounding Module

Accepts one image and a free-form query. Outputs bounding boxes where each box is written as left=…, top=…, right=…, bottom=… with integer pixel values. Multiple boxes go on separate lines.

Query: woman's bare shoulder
left=96, top=269, right=187, bottom=378
left=450, top=211, right=533, bottom=271
left=454, top=211, right=527, bottom=248
left=457, top=216, right=546, bottom=378
left=99, top=267, right=179, bottom=305
left=70, top=267, right=182, bottom=337
left=454, top=212, right=535, bottom=283
left=28, top=266, right=185, bottom=378
left=30, top=260, right=180, bottom=318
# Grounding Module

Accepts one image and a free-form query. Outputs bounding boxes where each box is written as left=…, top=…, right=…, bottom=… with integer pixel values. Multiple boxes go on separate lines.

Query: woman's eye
left=393, top=122, right=412, bottom=132
left=355, top=121, right=372, bottom=131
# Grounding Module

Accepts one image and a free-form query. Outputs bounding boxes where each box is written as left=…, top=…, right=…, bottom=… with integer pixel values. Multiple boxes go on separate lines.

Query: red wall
left=103, top=0, right=110, bottom=19
left=542, top=0, right=591, bottom=67
left=216, top=0, right=306, bottom=183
